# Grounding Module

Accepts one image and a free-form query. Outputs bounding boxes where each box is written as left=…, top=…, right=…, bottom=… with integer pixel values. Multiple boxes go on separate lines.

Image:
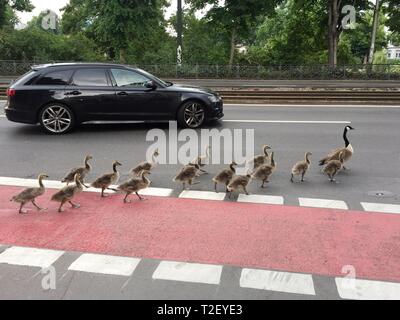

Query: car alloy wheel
left=183, top=102, right=205, bottom=128
left=41, top=105, right=73, bottom=134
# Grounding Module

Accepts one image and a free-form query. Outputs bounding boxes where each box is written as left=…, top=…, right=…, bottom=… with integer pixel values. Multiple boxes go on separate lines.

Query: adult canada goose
left=291, top=152, right=312, bottom=183
left=227, top=173, right=252, bottom=198
left=319, top=126, right=355, bottom=169
left=91, top=161, right=122, bottom=197
left=118, top=170, right=151, bottom=203
left=62, top=155, right=93, bottom=188
left=252, top=152, right=277, bottom=188
left=173, top=163, right=201, bottom=190
left=190, top=145, right=211, bottom=174
left=251, top=145, right=272, bottom=169
left=131, top=149, right=159, bottom=176
left=212, top=162, right=237, bottom=192
left=51, top=173, right=83, bottom=212
left=323, top=151, right=345, bottom=182
left=10, top=174, right=48, bottom=214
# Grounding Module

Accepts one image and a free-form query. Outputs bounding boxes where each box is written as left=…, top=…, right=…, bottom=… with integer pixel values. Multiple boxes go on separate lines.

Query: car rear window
left=12, top=70, right=38, bottom=86
left=36, top=70, right=73, bottom=85
left=72, top=68, right=109, bottom=86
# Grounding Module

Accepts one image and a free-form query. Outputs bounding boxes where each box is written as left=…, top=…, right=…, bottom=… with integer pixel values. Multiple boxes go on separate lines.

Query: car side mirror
left=145, top=81, right=157, bottom=90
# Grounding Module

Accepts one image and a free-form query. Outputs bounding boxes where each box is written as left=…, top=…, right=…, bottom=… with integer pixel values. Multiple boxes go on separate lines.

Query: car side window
left=111, top=69, right=150, bottom=88
left=36, top=70, right=73, bottom=85
left=72, top=68, right=109, bottom=87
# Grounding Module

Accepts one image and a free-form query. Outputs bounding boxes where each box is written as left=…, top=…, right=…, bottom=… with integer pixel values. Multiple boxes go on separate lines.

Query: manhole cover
left=367, top=191, right=395, bottom=198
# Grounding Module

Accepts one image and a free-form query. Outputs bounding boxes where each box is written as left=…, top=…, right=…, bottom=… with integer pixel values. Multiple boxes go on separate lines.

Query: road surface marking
left=360, top=202, right=400, bottom=215
left=68, top=253, right=141, bottom=276
left=0, top=246, right=64, bottom=268
left=335, top=278, right=400, bottom=300
left=139, top=187, right=174, bottom=197
left=179, top=190, right=226, bottom=201
left=240, top=269, right=316, bottom=295
left=223, top=120, right=351, bottom=124
left=237, top=194, right=284, bottom=205
left=225, top=103, right=400, bottom=108
left=153, top=261, right=223, bottom=285
left=299, top=197, right=348, bottom=210
left=0, top=177, right=172, bottom=198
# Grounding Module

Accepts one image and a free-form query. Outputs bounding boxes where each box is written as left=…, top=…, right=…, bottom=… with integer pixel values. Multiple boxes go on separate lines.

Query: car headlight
left=208, top=95, right=220, bottom=103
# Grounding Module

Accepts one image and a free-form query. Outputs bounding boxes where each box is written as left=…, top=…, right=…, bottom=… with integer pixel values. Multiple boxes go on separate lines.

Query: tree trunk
left=328, top=0, right=339, bottom=67
left=119, top=48, right=127, bottom=64
left=229, top=28, right=236, bottom=67
left=368, top=0, right=381, bottom=64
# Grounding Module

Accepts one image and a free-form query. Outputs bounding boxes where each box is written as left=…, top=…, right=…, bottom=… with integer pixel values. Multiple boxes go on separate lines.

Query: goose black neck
left=343, top=128, right=350, bottom=147
left=230, top=163, right=236, bottom=173
left=113, top=163, right=118, bottom=173
left=38, top=176, right=44, bottom=188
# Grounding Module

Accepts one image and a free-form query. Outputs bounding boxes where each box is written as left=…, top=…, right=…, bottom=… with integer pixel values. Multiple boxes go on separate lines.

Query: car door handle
left=117, top=91, right=128, bottom=96
left=65, top=91, right=82, bottom=96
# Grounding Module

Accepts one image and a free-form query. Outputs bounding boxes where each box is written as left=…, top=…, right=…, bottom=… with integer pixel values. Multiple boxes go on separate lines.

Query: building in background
left=387, top=43, right=400, bottom=60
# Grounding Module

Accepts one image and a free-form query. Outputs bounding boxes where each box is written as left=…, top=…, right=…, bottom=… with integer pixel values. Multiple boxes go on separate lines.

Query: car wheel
left=39, top=103, right=75, bottom=134
left=177, top=101, right=206, bottom=128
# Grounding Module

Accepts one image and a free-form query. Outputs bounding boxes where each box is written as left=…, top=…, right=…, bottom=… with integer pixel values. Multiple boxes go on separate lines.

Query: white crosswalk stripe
left=179, top=190, right=226, bottom=201
left=237, top=194, right=284, bottom=205
left=360, top=202, right=400, bottom=215
left=336, top=277, right=400, bottom=300
left=299, top=197, right=348, bottom=210
left=152, top=261, right=223, bottom=285
left=68, top=253, right=141, bottom=276
left=240, top=269, right=316, bottom=295
left=0, top=246, right=64, bottom=268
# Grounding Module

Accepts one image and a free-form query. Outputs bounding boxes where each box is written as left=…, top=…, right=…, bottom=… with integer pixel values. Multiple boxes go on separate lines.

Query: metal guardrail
left=1, top=60, right=400, bottom=80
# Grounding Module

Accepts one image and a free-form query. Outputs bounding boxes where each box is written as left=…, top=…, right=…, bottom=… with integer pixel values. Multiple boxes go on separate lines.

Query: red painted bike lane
left=0, top=185, right=399, bottom=282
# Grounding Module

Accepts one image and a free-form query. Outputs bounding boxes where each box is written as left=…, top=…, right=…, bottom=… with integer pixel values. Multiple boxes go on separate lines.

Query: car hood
left=169, top=84, right=217, bottom=95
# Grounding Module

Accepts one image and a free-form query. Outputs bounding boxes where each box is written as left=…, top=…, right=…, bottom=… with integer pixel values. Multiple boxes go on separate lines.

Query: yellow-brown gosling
left=291, top=152, right=312, bottom=183
left=118, top=170, right=151, bottom=203
left=323, top=151, right=345, bottom=182
left=212, top=162, right=237, bottom=193
left=252, top=152, right=277, bottom=188
left=91, top=161, right=122, bottom=197
left=10, top=174, right=48, bottom=214
left=319, top=126, right=355, bottom=170
left=252, top=145, right=272, bottom=169
left=173, top=163, right=201, bottom=190
left=62, top=155, right=93, bottom=188
left=227, top=173, right=252, bottom=198
left=190, top=145, right=211, bottom=174
left=131, top=149, right=159, bottom=176
left=51, top=173, right=83, bottom=213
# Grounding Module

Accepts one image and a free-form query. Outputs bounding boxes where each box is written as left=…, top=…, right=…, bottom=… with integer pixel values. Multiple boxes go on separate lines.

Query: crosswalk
left=1, top=245, right=400, bottom=300
left=1, top=176, right=399, bottom=215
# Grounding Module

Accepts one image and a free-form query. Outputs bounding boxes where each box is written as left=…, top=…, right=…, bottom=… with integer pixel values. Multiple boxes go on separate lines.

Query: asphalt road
left=1, top=101, right=400, bottom=300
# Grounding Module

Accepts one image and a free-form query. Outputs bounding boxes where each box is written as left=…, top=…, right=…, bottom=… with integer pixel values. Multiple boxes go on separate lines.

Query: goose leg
left=69, top=201, right=81, bottom=209
left=32, top=199, right=46, bottom=211
left=19, top=203, right=28, bottom=214
left=124, top=193, right=131, bottom=203
left=101, top=188, right=108, bottom=198
left=301, top=172, right=305, bottom=182
left=58, top=201, right=66, bottom=213
left=136, top=192, right=146, bottom=201
left=261, top=180, right=266, bottom=188
left=290, top=174, right=294, bottom=183
left=214, top=182, right=218, bottom=193
left=244, top=187, right=249, bottom=195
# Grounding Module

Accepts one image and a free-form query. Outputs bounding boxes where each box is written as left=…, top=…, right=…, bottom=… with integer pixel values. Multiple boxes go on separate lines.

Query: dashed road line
left=335, top=277, right=400, bottom=300
left=68, top=253, right=141, bottom=276
left=0, top=246, right=64, bottom=268
left=240, top=269, right=316, bottom=295
left=179, top=190, right=226, bottom=201
left=299, top=197, right=349, bottom=210
left=152, top=261, right=223, bottom=285
left=360, top=202, right=400, bottom=215
left=237, top=194, right=284, bottom=205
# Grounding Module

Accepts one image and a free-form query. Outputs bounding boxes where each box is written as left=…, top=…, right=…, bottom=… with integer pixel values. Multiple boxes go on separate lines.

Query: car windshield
left=135, top=68, right=172, bottom=87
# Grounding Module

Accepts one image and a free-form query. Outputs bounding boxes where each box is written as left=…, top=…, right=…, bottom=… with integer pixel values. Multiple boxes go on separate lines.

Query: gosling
left=227, top=173, right=252, bottom=198
left=323, top=151, right=345, bottom=182
left=252, top=152, right=277, bottom=188
left=91, top=161, right=122, bottom=197
left=51, top=173, right=84, bottom=213
left=291, top=152, right=312, bottom=183
left=118, top=170, right=151, bottom=203
left=173, top=163, right=201, bottom=190
left=212, top=162, right=237, bottom=193
left=10, top=174, right=48, bottom=214
left=62, top=155, right=93, bottom=188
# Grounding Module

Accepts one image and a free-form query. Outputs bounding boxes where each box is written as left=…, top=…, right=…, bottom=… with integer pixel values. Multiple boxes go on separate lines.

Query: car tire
left=177, top=100, right=206, bottom=128
left=39, top=103, right=75, bottom=135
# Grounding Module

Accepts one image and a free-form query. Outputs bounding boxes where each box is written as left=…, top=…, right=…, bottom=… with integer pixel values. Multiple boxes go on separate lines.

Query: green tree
left=0, top=0, right=33, bottom=28
left=186, top=0, right=283, bottom=66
